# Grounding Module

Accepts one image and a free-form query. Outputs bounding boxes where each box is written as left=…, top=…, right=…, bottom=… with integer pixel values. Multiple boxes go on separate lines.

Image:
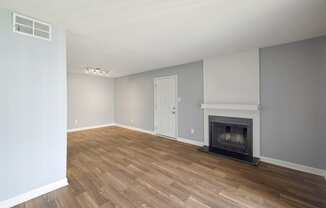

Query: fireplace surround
left=208, top=116, right=256, bottom=163
left=200, top=104, right=261, bottom=165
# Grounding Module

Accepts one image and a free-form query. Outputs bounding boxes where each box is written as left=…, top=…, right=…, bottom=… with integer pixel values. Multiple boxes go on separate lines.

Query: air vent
left=13, top=13, right=51, bottom=41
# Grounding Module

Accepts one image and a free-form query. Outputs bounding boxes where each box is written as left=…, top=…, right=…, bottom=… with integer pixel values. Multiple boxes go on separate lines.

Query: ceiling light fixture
left=84, top=67, right=110, bottom=77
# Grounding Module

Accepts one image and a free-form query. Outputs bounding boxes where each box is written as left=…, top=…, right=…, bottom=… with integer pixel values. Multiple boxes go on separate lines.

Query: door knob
left=171, top=106, right=176, bottom=114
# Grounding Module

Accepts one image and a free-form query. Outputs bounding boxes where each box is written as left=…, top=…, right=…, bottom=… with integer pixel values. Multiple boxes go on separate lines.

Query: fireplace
left=207, top=115, right=257, bottom=164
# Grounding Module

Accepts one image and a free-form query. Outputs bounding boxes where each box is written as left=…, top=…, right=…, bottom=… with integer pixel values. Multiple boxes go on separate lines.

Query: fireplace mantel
left=201, top=104, right=261, bottom=112
left=202, top=103, right=261, bottom=157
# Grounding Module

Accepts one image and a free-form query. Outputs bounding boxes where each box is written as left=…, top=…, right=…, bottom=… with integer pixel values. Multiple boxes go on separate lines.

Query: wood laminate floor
left=15, top=127, right=326, bottom=208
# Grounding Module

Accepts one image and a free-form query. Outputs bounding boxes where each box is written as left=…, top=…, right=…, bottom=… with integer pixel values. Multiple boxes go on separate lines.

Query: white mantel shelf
left=201, top=104, right=261, bottom=111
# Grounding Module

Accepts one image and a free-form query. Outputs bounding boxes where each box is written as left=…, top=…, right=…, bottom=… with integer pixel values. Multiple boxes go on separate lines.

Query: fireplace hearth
left=199, top=116, right=259, bottom=165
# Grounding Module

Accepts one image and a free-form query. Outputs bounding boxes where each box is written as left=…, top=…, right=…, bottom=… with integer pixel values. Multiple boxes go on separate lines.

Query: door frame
left=153, top=75, right=178, bottom=138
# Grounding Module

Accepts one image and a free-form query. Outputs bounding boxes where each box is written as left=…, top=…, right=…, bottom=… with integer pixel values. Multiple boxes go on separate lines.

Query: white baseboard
left=67, top=123, right=115, bottom=133
left=0, top=178, right=68, bottom=208
left=113, top=123, right=155, bottom=135
left=114, top=124, right=204, bottom=147
left=176, top=137, right=204, bottom=147
left=260, top=156, right=326, bottom=178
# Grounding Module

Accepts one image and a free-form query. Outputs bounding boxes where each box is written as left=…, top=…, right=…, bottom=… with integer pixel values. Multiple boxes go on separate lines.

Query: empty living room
left=1, top=1, right=326, bottom=208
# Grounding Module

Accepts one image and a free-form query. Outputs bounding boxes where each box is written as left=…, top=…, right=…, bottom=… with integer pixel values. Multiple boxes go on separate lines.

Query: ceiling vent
left=13, top=13, right=51, bottom=41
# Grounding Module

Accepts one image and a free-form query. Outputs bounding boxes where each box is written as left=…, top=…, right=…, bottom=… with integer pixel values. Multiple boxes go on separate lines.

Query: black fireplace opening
left=209, top=116, right=255, bottom=163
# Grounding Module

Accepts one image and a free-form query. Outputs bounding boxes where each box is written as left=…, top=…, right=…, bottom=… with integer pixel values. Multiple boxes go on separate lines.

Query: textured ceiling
left=1, top=0, right=326, bottom=77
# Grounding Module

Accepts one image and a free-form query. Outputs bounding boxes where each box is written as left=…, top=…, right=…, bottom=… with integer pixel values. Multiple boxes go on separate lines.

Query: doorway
left=154, top=75, right=178, bottom=138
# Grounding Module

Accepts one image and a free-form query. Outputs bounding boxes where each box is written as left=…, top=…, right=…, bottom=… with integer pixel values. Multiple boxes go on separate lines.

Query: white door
left=154, top=75, right=177, bottom=138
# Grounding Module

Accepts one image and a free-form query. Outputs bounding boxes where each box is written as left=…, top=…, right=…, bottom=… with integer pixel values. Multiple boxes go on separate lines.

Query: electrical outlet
left=130, top=119, right=134, bottom=124
left=74, top=120, right=78, bottom=125
left=190, top=128, right=195, bottom=135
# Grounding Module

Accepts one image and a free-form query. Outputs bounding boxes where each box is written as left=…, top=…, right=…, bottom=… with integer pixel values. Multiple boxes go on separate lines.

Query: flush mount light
left=84, top=67, right=110, bottom=77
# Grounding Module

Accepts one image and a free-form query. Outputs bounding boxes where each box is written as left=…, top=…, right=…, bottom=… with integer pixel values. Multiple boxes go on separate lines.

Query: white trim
left=201, top=103, right=261, bottom=111
left=154, top=75, right=178, bottom=137
left=153, top=135, right=204, bottom=147
left=114, top=124, right=154, bottom=135
left=155, top=134, right=178, bottom=141
left=67, top=123, right=115, bottom=133
left=0, top=178, right=68, bottom=208
left=176, top=137, right=204, bottom=146
left=114, top=124, right=204, bottom=147
left=260, top=156, right=326, bottom=177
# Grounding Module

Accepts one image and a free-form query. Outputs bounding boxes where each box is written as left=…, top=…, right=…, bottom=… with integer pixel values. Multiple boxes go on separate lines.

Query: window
left=13, top=13, right=52, bottom=41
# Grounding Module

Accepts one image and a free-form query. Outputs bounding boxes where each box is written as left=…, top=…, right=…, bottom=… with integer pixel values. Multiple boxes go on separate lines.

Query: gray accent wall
left=0, top=9, right=67, bottom=201
left=260, top=36, right=326, bottom=169
left=115, top=61, right=204, bottom=142
left=319, top=37, right=326, bottom=169
left=67, top=73, right=114, bottom=130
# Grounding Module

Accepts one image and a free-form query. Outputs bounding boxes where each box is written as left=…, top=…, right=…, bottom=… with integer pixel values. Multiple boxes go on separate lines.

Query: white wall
left=204, top=49, right=260, bottom=105
left=67, top=73, right=115, bottom=130
left=0, top=9, right=67, bottom=202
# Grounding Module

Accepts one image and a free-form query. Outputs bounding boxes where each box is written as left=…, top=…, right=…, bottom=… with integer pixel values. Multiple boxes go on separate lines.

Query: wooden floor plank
left=14, top=127, right=326, bottom=208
